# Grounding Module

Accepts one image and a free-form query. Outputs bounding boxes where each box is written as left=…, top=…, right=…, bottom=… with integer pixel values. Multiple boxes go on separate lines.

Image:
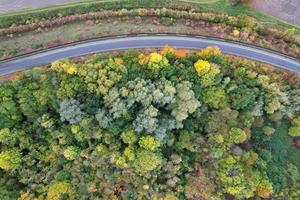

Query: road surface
left=0, top=35, right=299, bottom=76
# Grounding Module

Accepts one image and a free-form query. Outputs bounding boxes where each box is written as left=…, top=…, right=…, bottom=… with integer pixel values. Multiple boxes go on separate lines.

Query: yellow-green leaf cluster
left=47, top=182, right=76, bottom=200
left=0, top=150, right=21, bottom=171
left=139, top=135, right=161, bottom=151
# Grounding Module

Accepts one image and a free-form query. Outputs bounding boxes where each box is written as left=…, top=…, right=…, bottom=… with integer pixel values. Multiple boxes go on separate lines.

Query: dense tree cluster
left=0, top=46, right=299, bottom=199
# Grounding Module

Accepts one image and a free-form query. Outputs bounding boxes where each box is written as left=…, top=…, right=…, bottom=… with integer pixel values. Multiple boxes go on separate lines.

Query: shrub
left=292, top=116, right=300, bottom=127
left=0, top=6, right=298, bottom=59
left=238, top=15, right=257, bottom=29
left=288, top=126, right=300, bottom=137
left=229, top=0, right=251, bottom=7
left=262, top=126, right=275, bottom=136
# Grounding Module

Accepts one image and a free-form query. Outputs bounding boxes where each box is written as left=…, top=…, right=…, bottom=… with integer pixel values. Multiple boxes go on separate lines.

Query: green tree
left=0, top=150, right=22, bottom=171
left=121, top=129, right=138, bottom=144
left=170, top=81, right=201, bottom=128
left=230, top=85, right=258, bottom=110
left=16, top=72, right=56, bottom=119
left=78, top=57, right=127, bottom=95
left=203, top=86, right=228, bottom=109
left=47, top=181, right=76, bottom=200
left=0, top=128, right=18, bottom=146
left=216, top=155, right=265, bottom=199
left=176, top=130, right=197, bottom=152
left=133, top=150, right=162, bottom=174
left=57, top=75, right=86, bottom=100
left=229, top=128, right=247, bottom=144
left=63, top=146, right=79, bottom=160
left=59, top=98, right=85, bottom=124
left=185, top=167, right=216, bottom=200
left=0, top=83, right=22, bottom=129
left=139, top=136, right=161, bottom=151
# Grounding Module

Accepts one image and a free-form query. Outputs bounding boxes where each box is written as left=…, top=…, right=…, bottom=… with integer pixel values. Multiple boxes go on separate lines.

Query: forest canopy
left=0, top=46, right=300, bottom=200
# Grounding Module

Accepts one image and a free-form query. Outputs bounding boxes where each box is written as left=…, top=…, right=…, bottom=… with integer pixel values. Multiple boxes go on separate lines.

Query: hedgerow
left=0, top=46, right=299, bottom=199
left=1, top=7, right=300, bottom=60
left=1, top=7, right=299, bottom=53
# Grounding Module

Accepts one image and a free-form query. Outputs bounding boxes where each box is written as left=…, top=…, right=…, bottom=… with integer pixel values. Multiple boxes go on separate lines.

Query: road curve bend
left=0, top=35, right=300, bottom=76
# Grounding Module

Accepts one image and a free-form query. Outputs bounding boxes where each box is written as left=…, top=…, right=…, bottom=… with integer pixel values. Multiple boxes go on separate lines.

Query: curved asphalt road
left=0, top=35, right=300, bottom=76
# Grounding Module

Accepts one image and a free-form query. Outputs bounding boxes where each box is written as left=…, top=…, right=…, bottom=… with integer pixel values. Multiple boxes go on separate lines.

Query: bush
left=262, top=126, right=276, bottom=136
left=288, top=126, right=300, bottom=137
left=288, top=116, right=300, bottom=137
left=229, top=0, right=251, bottom=7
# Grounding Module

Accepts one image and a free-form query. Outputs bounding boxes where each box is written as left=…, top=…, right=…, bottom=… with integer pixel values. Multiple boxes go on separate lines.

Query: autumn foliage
left=0, top=46, right=299, bottom=199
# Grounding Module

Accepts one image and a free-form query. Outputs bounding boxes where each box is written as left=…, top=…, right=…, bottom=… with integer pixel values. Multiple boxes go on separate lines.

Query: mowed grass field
left=0, top=0, right=118, bottom=18
left=178, top=0, right=299, bottom=31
